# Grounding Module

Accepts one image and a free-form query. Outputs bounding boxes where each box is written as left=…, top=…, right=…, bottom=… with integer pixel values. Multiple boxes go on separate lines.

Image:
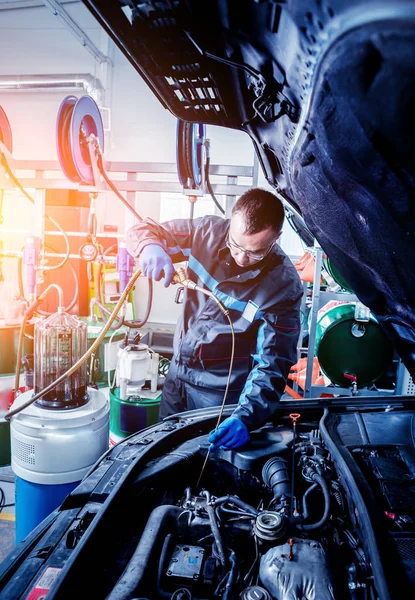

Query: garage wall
left=0, top=2, right=255, bottom=164
left=0, top=2, right=303, bottom=324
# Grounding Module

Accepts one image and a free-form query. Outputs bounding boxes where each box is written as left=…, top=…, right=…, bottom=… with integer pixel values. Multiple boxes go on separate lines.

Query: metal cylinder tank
left=315, top=302, right=393, bottom=387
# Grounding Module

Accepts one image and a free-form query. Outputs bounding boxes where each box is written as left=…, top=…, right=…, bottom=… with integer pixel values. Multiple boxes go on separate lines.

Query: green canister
left=322, top=257, right=354, bottom=292
left=109, top=386, right=162, bottom=446
left=315, top=301, right=393, bottom=388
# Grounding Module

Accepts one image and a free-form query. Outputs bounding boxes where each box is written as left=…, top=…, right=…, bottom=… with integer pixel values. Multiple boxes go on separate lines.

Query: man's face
left=227, top=212, right=280, bottom=267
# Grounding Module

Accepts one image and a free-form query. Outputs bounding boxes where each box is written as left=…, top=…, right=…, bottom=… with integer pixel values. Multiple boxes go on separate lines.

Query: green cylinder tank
left=109, top=386, right=161, bottom=446
left=315, top=302, right=393, bottom=387
left=323, top=257, right=354, bottom=292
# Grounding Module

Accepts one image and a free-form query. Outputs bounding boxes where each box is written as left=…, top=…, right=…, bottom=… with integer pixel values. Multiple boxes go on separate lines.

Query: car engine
left=103, top=411, right=415, bottom=600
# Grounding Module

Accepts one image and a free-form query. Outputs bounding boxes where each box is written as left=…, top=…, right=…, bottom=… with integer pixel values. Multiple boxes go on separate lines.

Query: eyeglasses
left=226, top=234, right=276, bottom=261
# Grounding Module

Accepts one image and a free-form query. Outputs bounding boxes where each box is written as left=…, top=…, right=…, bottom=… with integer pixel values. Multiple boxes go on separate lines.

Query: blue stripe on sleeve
left=166, top=244, right=191, bottom=257
left=188, top=255, right=247, bottom=313
left=238, top=319, right=267, bottom=406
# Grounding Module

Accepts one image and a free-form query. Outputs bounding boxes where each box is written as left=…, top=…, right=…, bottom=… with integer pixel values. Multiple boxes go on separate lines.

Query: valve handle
left=343, top=372, right=357, bottom=382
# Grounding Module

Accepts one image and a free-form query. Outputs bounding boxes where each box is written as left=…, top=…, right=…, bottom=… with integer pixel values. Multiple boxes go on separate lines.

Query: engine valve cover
left=260, top=538, right=336, bottom=600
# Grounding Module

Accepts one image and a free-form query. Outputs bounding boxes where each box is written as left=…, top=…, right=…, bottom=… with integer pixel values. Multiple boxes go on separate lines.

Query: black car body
left=1, top=1, right=414, bottom=599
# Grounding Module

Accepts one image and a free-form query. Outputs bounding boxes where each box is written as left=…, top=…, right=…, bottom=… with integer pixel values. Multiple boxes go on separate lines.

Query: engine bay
left=100, top=410, right=415, bottom=600
left=2, top=406, right=415, bottom=600
left=116, top=428, right=342, bottom=599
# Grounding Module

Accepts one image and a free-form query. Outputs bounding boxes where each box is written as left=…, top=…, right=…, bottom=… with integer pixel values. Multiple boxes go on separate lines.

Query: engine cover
left=259, top=538, right=336, bottom=600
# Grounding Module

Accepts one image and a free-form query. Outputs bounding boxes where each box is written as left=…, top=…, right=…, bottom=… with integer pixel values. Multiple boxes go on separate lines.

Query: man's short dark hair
left=232, top=188, right=285, bottom=235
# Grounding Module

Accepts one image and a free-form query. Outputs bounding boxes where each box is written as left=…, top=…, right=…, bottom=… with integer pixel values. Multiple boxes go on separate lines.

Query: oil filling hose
left=171, top=268, right=236, bottom=488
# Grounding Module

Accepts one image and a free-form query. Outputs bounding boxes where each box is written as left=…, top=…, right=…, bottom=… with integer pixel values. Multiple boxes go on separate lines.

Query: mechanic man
left=126, top=188, right=303, bottom=452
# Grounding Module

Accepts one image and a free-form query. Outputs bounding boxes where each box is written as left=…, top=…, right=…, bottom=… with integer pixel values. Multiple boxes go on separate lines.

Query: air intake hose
left=262, top=457, right=290, bottom=503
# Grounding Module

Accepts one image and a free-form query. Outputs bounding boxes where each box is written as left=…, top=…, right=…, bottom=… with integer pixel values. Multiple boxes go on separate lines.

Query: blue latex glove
left=139, top=244, right=174, bottom=288
left=208, top=417, right=250, bottom=452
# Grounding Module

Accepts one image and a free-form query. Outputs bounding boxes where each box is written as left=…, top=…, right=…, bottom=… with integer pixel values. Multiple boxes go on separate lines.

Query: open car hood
left=1, top=400, right=415, bottom=599
left=80, top=0, right=415, bottom=375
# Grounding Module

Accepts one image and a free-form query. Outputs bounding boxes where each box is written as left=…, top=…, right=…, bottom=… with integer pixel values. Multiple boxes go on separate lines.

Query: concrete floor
left=0, top=465, right=16, bottom=564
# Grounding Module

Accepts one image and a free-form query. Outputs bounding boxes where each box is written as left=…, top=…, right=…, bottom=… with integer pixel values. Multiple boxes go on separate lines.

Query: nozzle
left=172, top=268, right=197, bottom=291
left=172, top=267, right=187, bottom=285
left=172, top=268, right=228, bottom=315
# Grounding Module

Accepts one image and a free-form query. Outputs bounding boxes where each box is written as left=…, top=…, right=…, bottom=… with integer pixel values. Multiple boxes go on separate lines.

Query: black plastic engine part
left=262, top=457, right=290, bottom=503
left=216, top=426, right=293, bottom=471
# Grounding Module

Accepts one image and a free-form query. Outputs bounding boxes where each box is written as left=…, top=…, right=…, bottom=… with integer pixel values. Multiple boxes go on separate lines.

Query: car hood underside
left=80, top=0, right=415, bottom=372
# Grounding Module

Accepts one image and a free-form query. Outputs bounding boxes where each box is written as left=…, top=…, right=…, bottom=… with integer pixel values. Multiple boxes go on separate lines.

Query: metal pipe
left=0, top=73, right=105, bottom=103
left=0, top=1, right=79, bottom=9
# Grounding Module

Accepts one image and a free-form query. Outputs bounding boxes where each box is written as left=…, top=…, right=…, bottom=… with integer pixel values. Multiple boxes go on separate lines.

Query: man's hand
left=208, top=417, right=250, bottom=452
left=139, top=244, right=174, bottom=288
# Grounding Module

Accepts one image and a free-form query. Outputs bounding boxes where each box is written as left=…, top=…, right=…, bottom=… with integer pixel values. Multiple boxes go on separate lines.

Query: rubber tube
left=296, top=473, right=331, bottom=531
left=222, top=549, right=238, bottom=600
left=96, top=243, right=153, bottom=329
left=97, top=154, right=143, bottom=222
left=262, top=457, right=290, bottom=503
left=13, top=283, right=64, bottom=399
left=122, top=278, right=153, bottom=329
left=203, top=491, right=226, bottom=567
left=213, top=495, right=258, bottom=517
left=205, top=156, right=225, bottom=214
left=106, top=505, right=183, bottom=600
left=300, top=482, right=319, bottom=521
left=1, top=154, right=71, bottom=269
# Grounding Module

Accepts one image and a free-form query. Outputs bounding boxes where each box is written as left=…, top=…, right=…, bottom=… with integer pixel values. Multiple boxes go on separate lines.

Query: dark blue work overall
left=126, top=215, right=303, bottom=430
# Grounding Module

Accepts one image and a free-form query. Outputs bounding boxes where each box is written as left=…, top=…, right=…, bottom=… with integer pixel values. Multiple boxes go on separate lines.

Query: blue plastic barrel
left=15, top=477, right=79, bottom=544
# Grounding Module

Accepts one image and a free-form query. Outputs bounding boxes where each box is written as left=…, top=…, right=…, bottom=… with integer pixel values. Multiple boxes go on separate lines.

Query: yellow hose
left=14, top=312, right=29, bottom=400
left=196, top=312, right=234, bottom=488
left=5, top=269, right=142, bottom=421
left=172, top=268, right=236, bottom=488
